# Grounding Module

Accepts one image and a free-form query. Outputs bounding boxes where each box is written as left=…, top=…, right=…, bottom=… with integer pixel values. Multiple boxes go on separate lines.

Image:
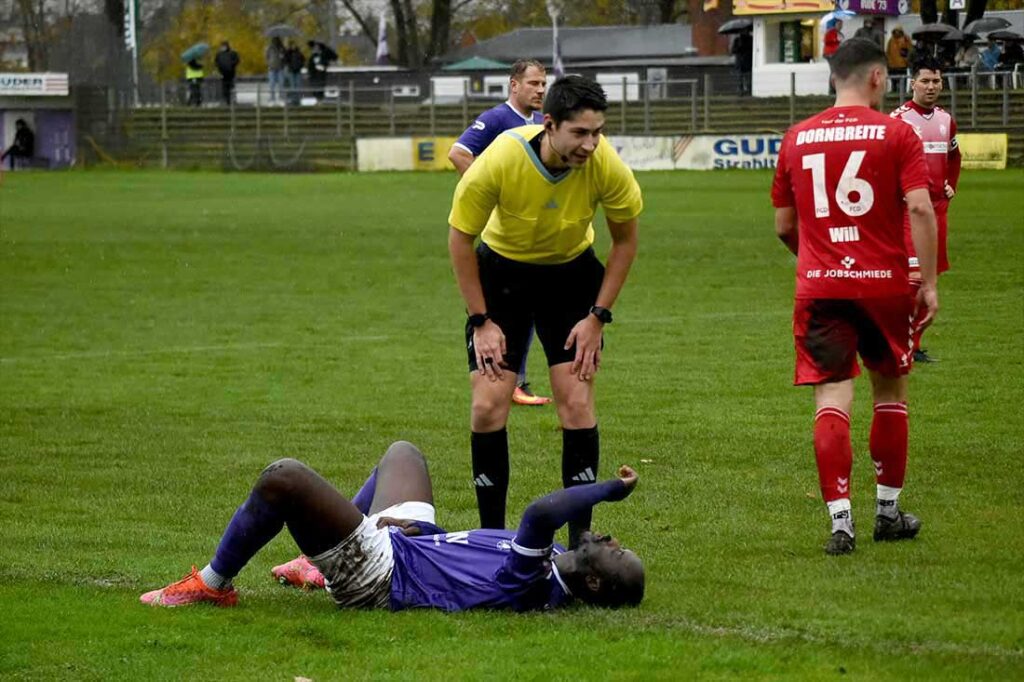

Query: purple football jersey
left=453, top=102, right=544, bottom=157
left=388, top=528, right=571, bottom=612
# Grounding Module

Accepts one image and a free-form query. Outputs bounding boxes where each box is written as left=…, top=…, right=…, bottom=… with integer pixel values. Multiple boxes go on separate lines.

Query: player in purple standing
left=140, top=441, right=644, bottom=611
left=449, top=59, right=553, bottom=407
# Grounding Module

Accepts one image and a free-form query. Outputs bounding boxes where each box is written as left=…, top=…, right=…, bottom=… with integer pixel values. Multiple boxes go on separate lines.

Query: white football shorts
left=309, top=501, right=436, bottom=609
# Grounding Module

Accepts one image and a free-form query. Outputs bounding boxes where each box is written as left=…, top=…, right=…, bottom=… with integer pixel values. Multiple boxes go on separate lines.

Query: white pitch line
left=0, top=332, right=455, bottom=364
left=656, top=615, right=1024, bottom=660
left=0, top=342, right=287, bottom=363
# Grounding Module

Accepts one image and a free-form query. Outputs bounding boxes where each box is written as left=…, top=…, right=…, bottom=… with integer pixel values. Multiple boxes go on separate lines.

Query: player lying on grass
left=140, top=441, right=644, bottom=611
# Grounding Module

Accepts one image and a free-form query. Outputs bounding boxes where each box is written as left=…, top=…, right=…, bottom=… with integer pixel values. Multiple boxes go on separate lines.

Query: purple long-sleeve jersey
left=388, top=528, right=570, bottom=612
left=387, top=479, right=630, bottom=612
left=452, top=102, right=543, bottom=157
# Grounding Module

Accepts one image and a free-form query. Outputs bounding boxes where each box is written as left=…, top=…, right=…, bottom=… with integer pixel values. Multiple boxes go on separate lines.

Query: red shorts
left=793, top=296, right=916, bottom=386
left=905, top=200, right=950, bottom=275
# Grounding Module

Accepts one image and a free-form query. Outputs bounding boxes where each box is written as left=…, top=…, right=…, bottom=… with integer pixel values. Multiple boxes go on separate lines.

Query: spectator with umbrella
left=989, top=31, right=1024, bottom=71
left=824, top=18, right=845, bottom=59
left=266, top=37, right=286, bottom=104
left=911, top=23, right=954, bottom=62
left=181, top=42, right=209, bottom=107
left=954, top=35, right=982, bottom=70
left=265, top=25, right=301, bottom=104
left=719, top=19, right=753, bottom=96
left=980, top=40, right=1002, bottom=71
left=215, top=41, right=241, bottom=106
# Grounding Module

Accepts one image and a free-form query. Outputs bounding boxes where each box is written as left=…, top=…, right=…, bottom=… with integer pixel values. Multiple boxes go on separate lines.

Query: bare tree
left=16, top=0, right=49, bottom=69
left=337, top=0, right=454, bottom=67
left=103, top=0, right=124, bottom=35
left=391, top=0, right=422, bottom=66
left=427, top=0, right=451, bottom=61
left=338, top=0, right=378, bottom=46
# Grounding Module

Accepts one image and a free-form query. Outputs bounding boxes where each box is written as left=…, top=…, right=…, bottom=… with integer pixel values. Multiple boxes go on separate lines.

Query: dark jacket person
left=2, top=119, right=35, bottom=169
left=215, top=41, right=240, bottom=105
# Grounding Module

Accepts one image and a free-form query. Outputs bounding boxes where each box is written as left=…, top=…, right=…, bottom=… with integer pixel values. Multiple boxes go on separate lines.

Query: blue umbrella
left=181, top=42, right=210, bottom=63
left=821, top=10, right=855, bottom=28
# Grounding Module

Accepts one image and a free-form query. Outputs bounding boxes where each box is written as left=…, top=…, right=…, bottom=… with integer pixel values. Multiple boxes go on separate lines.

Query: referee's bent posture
left=447, top=75, right=643, bottom=548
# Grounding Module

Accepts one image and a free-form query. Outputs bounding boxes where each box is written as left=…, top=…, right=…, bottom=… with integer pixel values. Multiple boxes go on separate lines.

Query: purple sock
left=209, top=490, right=285, bottom=580
left=351, top=467, right=378, bottom=515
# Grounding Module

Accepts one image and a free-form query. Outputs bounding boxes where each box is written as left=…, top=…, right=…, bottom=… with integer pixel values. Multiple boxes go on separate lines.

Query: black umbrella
left=308, top=40, right=339, bottom=61
left=718, top=18, right=753, bottom=35
left=912, top=23, right=955, bottom=40
left=986, top=29, right=1024, bottom=42
left=942, top=30, right=979, bottom=42
left=962, top=17, right=1011, bottom=34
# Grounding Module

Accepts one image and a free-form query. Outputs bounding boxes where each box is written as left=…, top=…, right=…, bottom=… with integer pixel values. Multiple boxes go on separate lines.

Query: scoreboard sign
left=0, top=73, right=70, bottom=97
left=836, top=0, right=910, bottom=16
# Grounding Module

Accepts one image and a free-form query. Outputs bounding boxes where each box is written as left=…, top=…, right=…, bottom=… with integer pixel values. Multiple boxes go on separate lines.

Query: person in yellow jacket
left=887, top=26, right=912, bottom=72
left=186, top=59, right=204, bottom=107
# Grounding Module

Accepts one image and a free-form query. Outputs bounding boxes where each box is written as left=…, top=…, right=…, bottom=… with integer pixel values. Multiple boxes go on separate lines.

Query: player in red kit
left=890, top=55, right=961, bottom=363
left=770, top=39, right=939, bottom=555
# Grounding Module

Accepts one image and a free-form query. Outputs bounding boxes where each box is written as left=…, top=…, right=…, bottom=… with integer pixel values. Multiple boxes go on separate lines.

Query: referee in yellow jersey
left=448, top=75, right=643, bottom=548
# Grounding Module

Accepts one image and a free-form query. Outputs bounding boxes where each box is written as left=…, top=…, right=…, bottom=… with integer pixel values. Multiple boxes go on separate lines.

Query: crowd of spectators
left=820, top=17, right=1024, bottom=87
left=183, top=37, right=339, bottom=106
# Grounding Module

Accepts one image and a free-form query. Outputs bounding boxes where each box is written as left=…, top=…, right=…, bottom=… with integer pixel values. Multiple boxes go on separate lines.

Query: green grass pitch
left=1, top=169, right=1021, bottom=679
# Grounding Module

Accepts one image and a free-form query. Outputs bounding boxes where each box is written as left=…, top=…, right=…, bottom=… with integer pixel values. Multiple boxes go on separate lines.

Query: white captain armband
left=511, top=539, right=552, bottom=557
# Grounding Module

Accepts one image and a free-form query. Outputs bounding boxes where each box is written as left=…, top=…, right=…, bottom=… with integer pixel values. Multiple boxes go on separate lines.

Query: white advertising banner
left=357, top=137, right=414, bottom=171
left=607, top=136, right=678, bottom=170
left=610, top=134, right=784, bottom=170
left=0, top=73, right=70, bottom=97
left=354, top=134, right=787, bottom=172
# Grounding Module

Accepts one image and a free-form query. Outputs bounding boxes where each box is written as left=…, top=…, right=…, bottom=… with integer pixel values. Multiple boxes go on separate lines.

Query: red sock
left=814, top=407, right=852, bottom=503
left=870, top=402, right=908, bottom=488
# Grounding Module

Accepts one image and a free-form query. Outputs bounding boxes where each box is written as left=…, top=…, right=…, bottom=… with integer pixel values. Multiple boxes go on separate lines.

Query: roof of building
left=442, top=56, right=512, bottom=71
left=440, top=24, right=694, bottom=65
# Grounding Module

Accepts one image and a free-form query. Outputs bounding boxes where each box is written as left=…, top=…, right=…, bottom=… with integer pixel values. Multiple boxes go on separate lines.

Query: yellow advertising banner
left=954, top=132, right=1011, bottom=168
left=412, top=137, right=457, bottom=171
left=957, top=133, right=1008, bottom=170
left=733, top=0, right=833, bottom=15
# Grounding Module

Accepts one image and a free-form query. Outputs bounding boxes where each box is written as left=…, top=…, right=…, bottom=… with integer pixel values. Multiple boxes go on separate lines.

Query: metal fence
left=137, top=77, right=706, bottom=136
left=141, top=70, right=1022, bottom=131
left=77, top=72, right=1022, bottom=170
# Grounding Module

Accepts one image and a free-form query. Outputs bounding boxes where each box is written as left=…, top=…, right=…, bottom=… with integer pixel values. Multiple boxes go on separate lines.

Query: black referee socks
left=471, top=428, right=510, bottom=529
left=562, top=425, right=600, bottom=549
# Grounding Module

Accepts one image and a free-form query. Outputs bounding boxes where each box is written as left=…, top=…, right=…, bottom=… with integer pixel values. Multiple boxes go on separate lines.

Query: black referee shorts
left=466, top=243, right=605, bottom=373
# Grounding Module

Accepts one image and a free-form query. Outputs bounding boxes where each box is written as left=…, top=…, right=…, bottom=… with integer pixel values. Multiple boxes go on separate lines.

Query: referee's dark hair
left=510, top=58, right=545, bottom=80
left=829, top=37, right=888, bottom=82
left=543, top=75, right=608, bottom=124
left=910, top=54, right=944, bottom=77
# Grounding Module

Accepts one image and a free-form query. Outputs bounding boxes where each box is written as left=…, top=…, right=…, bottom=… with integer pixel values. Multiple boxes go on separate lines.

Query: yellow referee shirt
left=448, top=125, right=643, bottom=265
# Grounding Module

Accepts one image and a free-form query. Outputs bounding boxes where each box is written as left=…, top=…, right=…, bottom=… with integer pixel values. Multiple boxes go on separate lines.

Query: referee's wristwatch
left=468, top=312, right=489, bottom=328
left=589, top=305, right=613, bottom=325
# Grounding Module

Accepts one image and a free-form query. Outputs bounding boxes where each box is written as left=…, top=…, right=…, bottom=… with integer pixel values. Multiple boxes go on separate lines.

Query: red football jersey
left=890, top=100, right=961, bottom=203
left=772, top=105, right=930, bottom=299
